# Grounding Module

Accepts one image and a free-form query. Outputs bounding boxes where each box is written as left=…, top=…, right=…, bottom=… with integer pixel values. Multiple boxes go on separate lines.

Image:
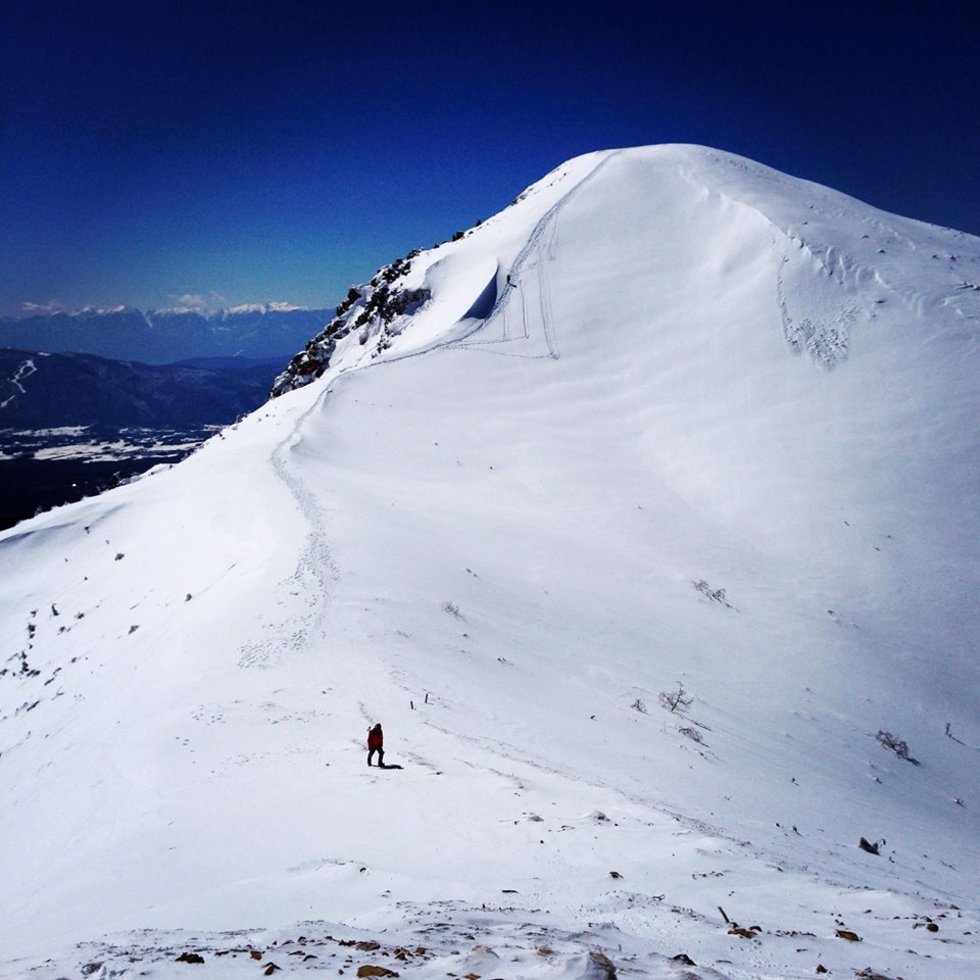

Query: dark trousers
left=367, top=747, right=384, bottom=767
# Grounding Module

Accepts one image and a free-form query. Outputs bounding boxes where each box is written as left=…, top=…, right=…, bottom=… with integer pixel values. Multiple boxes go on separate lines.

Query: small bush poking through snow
left=692, top=579, right=733, bottom=607
left=875, top=730, right=919, bottom=764
left=659, top=682, right=693, bottom=714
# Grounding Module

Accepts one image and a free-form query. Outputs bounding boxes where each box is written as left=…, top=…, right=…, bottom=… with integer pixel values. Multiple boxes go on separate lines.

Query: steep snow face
left=1, top=145, right=979, bottom=979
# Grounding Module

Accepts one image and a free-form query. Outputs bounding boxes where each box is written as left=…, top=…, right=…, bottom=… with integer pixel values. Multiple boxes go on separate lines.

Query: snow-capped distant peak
left=225, top=302, right=307, bottom=315
left=152, top=306, right=205, bottom=316
left=33, top=304, right=134, bottom=317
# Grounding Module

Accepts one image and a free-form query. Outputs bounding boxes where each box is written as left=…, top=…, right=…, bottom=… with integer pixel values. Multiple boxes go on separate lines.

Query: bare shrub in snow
left=442, top=601, right=461, bottom=618
left=692, top=579, right=734, bottom=608
left=659, top=683, right=693, bottom=714
left=678, top=726, right=704, bottom=744
left=875, top=730, right=919, bottom=765
left=631, top=698, right=647, bottom=713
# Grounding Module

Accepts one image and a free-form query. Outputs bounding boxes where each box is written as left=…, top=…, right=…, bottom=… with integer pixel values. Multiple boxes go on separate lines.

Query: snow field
left=1, top=145, right=978, bottom=978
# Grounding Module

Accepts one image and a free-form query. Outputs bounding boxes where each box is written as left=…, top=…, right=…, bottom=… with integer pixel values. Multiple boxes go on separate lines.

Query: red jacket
left=367, top=726, right=383, bottom=749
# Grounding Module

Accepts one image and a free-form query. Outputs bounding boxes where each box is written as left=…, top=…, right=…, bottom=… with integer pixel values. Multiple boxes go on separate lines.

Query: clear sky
left=2, top=0, right=977, bottom=318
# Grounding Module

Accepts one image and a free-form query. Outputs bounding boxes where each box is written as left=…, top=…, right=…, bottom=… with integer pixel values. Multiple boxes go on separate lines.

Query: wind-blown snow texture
left=1, top=145, right=978, bottom=979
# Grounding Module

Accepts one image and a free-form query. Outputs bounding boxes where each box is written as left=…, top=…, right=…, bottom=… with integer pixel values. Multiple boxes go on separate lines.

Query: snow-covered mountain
left=1, top=145, right=978, bottom=980
left=0, top=305, right=334, bottom=364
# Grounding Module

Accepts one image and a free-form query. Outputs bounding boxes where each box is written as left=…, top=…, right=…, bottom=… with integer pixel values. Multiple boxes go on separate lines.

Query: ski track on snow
left=0, top=357, right=38, bottom=409
left=237, top=398, right=340, bottom=669
left=246, top=154, right=625, bottom=665
left=448, top=151, right=623, bottom=360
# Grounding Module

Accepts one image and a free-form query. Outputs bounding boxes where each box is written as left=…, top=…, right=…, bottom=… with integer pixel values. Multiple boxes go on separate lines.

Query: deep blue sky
left=2, top=1, right=977, bottom=317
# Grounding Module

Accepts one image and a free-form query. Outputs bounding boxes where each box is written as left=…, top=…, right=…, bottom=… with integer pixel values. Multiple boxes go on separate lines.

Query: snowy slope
left=1, top=145, right=978, bottom=980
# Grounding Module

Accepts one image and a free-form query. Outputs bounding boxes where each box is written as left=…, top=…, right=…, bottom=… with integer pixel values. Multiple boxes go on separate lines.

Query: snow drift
left=1, top=145, right=978, bottom=979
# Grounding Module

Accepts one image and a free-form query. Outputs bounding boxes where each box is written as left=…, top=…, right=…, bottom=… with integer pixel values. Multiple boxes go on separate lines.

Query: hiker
left=367, top=723, right=384, bottom=767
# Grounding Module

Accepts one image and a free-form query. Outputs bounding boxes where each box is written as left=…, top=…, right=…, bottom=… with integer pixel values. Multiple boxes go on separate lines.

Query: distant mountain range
left=0, top=304, right=334, bottom=363
left=0, top=348, right=282, bottom=429
left=0, top=348, right=285, bottom=529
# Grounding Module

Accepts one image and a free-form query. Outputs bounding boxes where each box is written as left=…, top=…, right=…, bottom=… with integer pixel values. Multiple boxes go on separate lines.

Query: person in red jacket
left=367, top=723, right=384, bottom=767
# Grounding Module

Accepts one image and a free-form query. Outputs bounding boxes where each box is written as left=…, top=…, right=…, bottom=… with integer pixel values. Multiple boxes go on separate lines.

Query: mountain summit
left=1, top=145, right=978, bottom=979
